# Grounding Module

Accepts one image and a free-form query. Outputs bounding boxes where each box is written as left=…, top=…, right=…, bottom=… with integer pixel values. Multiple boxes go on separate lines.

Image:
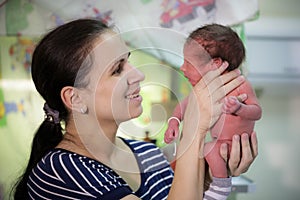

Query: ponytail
left=13, top=105, right=63, bottom=199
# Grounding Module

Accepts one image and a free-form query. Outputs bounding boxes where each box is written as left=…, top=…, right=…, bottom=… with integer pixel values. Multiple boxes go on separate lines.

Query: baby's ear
left=213, top=57, right=223, bottom=67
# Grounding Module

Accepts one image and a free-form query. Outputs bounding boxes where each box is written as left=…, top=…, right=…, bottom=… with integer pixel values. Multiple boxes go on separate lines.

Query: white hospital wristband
left=167, top=117, right=180, bottom=124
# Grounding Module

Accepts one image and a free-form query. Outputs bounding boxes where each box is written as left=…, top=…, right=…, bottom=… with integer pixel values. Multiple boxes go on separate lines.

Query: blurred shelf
left=232, top=175, right=256, bottom=193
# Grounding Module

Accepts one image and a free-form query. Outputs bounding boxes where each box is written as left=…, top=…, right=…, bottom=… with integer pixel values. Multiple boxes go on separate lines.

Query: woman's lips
left=125, top=88, right=142, bottom=103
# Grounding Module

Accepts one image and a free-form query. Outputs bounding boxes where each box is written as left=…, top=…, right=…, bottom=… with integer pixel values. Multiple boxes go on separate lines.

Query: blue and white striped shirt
left=28, top=138, right=173, bottom=199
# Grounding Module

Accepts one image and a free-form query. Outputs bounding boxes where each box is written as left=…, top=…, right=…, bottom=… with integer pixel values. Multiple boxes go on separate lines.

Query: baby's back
left=211, top=113, right=255, bottom=140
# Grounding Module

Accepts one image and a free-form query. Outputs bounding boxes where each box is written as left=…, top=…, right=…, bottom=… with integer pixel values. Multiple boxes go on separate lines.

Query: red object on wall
left=160, top=0, right=215, bottom=28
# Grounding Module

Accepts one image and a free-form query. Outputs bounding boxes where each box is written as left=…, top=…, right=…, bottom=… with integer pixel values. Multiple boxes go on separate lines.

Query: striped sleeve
left=125, top=139, right=173, bottom=199
left=204, top=177, right=232, bottom=200
left=27, top=149, right=133, bottom=199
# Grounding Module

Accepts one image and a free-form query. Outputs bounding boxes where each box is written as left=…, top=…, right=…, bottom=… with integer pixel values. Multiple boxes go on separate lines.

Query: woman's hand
left=220, top=132, right=258, bottom=176
left=182, top=61, right=245, bottom=138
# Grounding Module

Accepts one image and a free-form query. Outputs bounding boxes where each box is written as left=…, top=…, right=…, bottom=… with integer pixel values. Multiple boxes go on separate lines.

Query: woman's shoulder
left=121, top=138, right=160, bottom=153
left=33, top=148, right=109, bottom=176
left=121, top=138, right=172, bottom=172
left=40, top=148, right=93, bottom=164
left=28, top=148, right=133, bottom=199
left=39, top=148, right=125, bottom=174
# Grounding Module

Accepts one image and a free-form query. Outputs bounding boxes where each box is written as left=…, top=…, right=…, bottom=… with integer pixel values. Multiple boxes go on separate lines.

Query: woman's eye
left=112, top=64, right=123, bottom=75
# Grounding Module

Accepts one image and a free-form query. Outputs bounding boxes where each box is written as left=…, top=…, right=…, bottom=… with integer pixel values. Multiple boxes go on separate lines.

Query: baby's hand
left=222, top=96, right=243, bottom=114
left=164, top=119, right=180, bottom=144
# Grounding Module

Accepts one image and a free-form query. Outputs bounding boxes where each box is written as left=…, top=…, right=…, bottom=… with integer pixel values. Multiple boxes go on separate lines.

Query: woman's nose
left=127, top=65, right=145, bottom=85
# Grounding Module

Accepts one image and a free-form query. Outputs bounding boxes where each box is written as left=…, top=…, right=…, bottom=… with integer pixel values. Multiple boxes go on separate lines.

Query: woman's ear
left=61, top=86, right=87, bottom=114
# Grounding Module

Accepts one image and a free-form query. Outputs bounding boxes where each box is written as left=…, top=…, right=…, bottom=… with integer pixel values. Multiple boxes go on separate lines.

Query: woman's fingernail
left=221, top=143, right=227, bottom=150
left=238, top=75, right=245, bottom=82
left=242, top=133, right=249, bottom=139
left=234, top=135, right=240, bottom=141
left=236, top=69, right=241, bottom=75
left=221, top=63, right=228, bottom=69
left=241, top=93, right=247, bottom=98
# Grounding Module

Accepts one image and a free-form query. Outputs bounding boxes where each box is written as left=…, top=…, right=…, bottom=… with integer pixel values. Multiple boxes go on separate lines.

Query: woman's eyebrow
left=108, top=52, right=131, bottom=72
left=118, top=52, right=131, bottom=62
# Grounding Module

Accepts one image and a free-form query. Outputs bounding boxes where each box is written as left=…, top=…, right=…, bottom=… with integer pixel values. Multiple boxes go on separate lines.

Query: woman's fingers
left=211, top=75, right=245, bottom=103
left=222, top=75, right=245, bottom=95
left=228, top=132, right=258, bottom=176
left=220, top=143, right=229, bottom=162
left=239, top=134, right=253, bottom=173
left=197, top=68, right=244, bottom=104
left=200, top=61, right=229, bottom=86
left=250, top=131, right=258, bottom=158
left=228, top=135, right=241, bottom=175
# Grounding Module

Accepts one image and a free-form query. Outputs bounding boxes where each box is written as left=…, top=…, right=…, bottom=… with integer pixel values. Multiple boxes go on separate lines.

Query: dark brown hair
left=187, top=23, right=245, bottom=71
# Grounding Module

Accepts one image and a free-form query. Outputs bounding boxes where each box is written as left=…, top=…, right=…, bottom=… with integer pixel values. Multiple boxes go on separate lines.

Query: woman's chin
left=130, top=108, right=143, bottom=119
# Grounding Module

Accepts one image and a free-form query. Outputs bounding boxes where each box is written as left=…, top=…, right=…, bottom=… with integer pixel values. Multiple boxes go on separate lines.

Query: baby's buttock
left=211, top=114, right=255, bottom=140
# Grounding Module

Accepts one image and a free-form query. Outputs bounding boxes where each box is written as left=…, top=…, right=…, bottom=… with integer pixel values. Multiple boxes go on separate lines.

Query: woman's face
left=180, top=40, right=213, bottom=86
left=83, top=33, right=145, bottom=125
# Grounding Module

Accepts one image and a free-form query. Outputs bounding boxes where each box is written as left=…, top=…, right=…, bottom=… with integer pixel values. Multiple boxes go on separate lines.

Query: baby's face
left=180, top=41, right=213, bottom=86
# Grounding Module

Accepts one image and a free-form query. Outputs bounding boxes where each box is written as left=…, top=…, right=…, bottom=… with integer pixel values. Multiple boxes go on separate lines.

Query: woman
left=13, top=19, right=257, bottom=199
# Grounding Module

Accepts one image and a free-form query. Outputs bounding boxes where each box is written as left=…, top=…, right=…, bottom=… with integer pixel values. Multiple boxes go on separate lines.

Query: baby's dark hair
left=187, top=24, right=245, bottom=71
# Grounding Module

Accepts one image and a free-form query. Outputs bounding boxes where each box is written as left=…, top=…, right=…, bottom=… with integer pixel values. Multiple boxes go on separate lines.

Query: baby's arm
left=171, top=95, right=189, bottom=121
left=164, top=96, right=189, bottom=144
left=204, top=177, right=232, bottom=200
left=223, top=79, right=262, bottom=120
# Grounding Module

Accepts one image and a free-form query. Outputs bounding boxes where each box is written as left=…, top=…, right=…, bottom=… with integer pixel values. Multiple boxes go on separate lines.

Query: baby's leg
left=204, top=140, right=231, bottom=178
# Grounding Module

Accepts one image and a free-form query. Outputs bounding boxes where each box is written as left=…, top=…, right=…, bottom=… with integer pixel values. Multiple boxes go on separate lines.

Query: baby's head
left=181, top=24, right=245, bottom=86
